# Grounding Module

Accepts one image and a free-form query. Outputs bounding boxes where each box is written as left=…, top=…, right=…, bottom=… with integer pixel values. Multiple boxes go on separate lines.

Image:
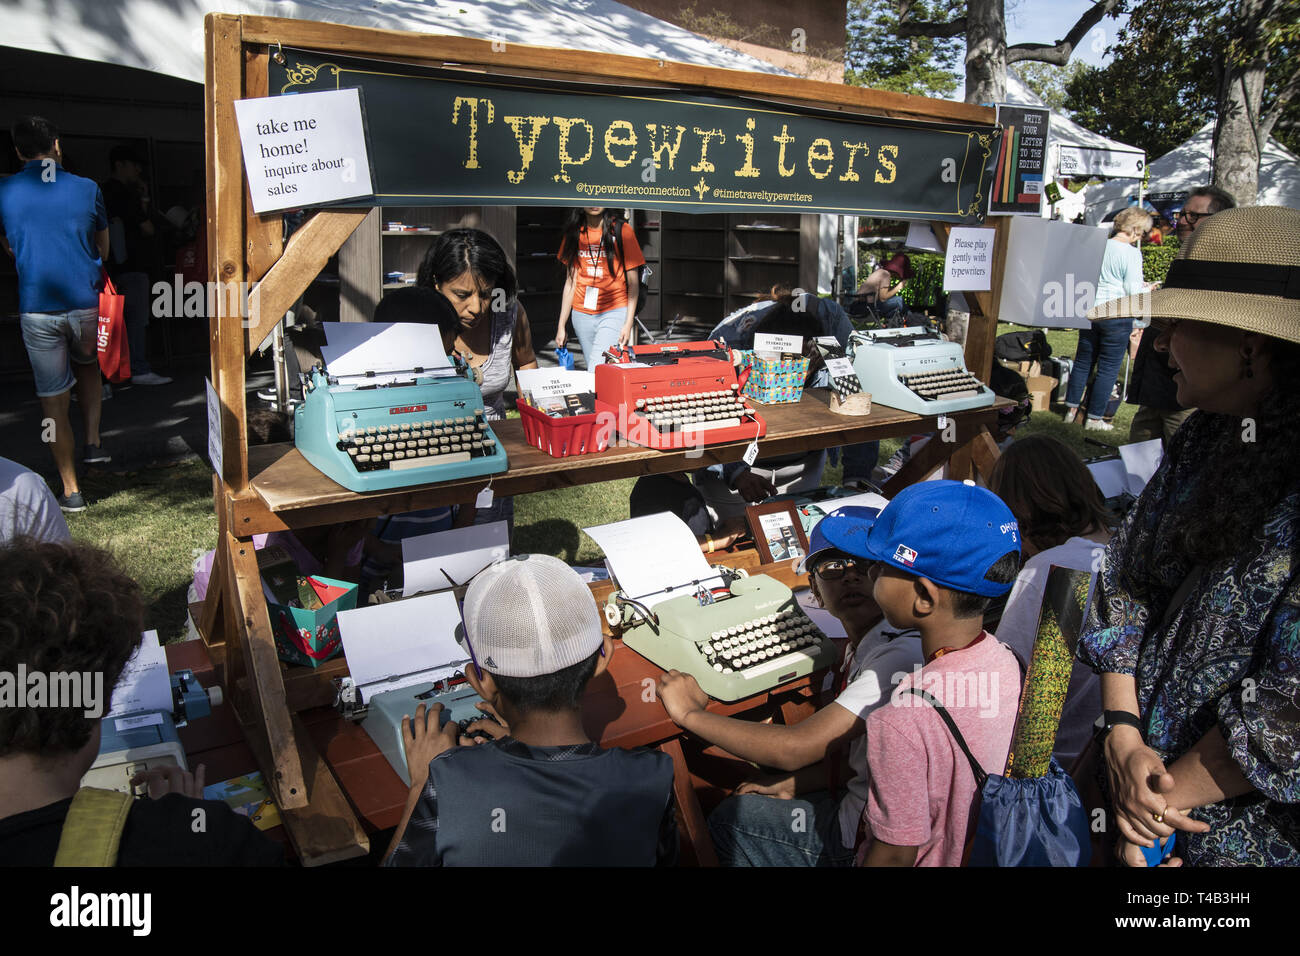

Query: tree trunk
left=964, top=0, right=1007, bottom=104
left=1212, top=1, right=1268, bottom=205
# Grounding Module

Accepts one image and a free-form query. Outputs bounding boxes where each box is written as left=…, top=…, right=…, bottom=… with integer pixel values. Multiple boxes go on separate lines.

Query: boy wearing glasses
left=657, top=506, right=923, bottom=866
left=384, top=554, right=677, bottom=866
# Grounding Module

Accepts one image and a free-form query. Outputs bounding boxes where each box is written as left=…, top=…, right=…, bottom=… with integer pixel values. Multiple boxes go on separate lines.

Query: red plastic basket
left=516, top=400, right=610, bottom=457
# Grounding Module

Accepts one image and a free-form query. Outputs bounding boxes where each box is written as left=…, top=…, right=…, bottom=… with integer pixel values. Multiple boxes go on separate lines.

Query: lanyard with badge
left=582, top=230, right=604, bottom=310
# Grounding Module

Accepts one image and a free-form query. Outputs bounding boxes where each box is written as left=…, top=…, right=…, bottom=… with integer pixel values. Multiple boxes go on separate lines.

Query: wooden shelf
left=732, top=226, right=800, bottom=234
left=729, top=255, right=798, bottom=263
left=665, top=291, right=724, bottom=299
left=237, top=393, right=1010, bottom=533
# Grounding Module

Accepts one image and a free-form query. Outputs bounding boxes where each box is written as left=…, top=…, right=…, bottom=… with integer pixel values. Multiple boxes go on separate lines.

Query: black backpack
left=994, top=330, right=1052, bottom=364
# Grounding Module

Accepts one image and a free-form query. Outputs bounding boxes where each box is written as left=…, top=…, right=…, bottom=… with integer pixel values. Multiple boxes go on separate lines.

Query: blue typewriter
left=847, top=327, right=995, bottom=416
left=295, top=328, right=508, bottom=492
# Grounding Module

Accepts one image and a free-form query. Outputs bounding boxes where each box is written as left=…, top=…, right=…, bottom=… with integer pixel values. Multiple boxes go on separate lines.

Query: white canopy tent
left=4, top=0, right=785, bottom=84
left=1079, top=122, right=1300, bottom=225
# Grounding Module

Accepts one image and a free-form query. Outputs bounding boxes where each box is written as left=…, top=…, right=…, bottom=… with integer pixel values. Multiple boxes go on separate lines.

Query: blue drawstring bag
left=555, top=347, right=575, bottom=371
left=907, top=688, right=1092, bottom=867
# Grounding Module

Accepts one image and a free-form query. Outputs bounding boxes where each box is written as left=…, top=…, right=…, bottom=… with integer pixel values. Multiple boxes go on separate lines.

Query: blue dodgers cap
left=863, top=480, right=1020, bottom=597
left=797, top=505, right=881, bottom=573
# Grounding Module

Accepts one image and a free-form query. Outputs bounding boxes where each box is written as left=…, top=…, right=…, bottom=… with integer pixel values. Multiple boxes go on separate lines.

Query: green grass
left=66, top=327, right=1123, bottom=643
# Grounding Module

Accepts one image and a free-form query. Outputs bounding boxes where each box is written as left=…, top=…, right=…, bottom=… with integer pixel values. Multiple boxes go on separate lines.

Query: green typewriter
left=605, top=568, right=836, bottom=702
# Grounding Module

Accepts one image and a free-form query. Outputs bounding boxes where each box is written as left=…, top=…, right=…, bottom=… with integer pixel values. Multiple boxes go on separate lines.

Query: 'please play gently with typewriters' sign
left=267, top=50, right=1000, bottom=222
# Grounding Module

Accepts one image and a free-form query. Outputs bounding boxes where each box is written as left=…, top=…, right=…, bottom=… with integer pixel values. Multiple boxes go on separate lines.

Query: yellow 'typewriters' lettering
left=552, top=117, right=594, bottom=183
left=691, top=128, right=725, bottom=172
left=839, top=140, right=870, bottom=182
left=807, top=138, right=834, bottom=180
left=773, top=124, right=796, bottom=178
left=604, top=120, right=638, bottom=167
left=502, top=115, right=551, bottom=184
left=734, top=117, right=760, bottom=178
left=875, top=144, right=899, bottom=184
left=645, top=124, right=687, bottom=171
left=452, top=97, right=494, bottom=170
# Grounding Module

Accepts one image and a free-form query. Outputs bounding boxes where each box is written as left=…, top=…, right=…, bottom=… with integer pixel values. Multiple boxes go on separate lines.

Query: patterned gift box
left=738, top=350, right=810, bottom=405
left=269, top=575, right=358, bottom=668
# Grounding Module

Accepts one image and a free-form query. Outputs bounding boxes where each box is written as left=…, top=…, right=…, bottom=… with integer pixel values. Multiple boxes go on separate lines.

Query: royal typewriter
left=593, top=340, right=767, bottom=450
left=848, top=327, right=995, bottom=416
left=605, top=567, right=835, bottom=702
left=295, top=323, right=508, bottom=493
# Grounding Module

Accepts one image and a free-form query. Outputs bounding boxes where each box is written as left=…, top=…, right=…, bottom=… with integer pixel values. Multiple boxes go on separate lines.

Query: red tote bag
left=97, top=272, right=131, bottom=383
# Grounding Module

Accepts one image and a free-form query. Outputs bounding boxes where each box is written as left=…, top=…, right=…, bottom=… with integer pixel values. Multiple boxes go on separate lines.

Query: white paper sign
left=515, top=368, right=596, bottom=399
left=234, top=89, right=375, bottom=213
left=401, top=521, right=510, bottom=597
left=825, top=357, right=856, bottom=378
left=206, top=378, right=223, bottom=476
left=115, top=713, right=165, bottom=732
left=943, top=227, right=996, bottom=291
left=753, top=333, right=804, bottom=355
left=106, top=631, right=172, bottom=719
left=997, top=216, right=1108, bottom=330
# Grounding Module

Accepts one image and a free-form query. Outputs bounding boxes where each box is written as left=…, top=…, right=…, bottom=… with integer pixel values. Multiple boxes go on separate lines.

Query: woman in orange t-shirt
left=554, top=207, right=645, bottom=367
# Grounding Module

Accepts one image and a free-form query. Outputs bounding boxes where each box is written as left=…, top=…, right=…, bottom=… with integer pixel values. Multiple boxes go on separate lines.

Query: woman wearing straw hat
left=1078, top=205, right=1300, bottom=866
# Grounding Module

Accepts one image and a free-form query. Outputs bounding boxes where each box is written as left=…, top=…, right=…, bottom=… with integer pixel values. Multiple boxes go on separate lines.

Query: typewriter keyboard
left=634, top=386, right=754, bottom=433
left=336, top=412, right=496, bottom=472
left=699, top=608, right=824, bottom=679
left=899, top=368, right=985, bottom=402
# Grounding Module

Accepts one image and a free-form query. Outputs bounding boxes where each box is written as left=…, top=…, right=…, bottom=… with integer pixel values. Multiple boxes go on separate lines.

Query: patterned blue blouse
left=1079, top=412, right=1300, bottom=866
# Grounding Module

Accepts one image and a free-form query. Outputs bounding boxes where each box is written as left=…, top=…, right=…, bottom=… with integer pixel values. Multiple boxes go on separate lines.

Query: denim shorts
left=21, top=307, right=99, bottom=397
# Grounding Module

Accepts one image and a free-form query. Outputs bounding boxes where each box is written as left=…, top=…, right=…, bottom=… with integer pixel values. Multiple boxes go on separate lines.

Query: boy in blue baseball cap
left=657, top=505, right=924, bottom=866
left=855, top=480, right=1023, bottom=866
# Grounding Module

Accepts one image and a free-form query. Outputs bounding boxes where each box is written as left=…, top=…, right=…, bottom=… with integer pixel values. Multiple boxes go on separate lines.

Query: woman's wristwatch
left=1097, top=710, right=1143, bottom=741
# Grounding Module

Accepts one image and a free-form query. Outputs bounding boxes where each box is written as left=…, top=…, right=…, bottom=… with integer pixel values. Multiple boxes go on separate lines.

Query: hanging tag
left=476, top=486, right=495, bottom=509
left=937, top=414, right=949, bottom=431
left=743, top=442, right=760, bottom=466
left=583, top=285, right=599, bottom=310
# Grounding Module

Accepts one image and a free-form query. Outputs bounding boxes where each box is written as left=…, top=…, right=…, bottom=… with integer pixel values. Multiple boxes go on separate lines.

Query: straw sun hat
left=1088, top=205, right=1300, bottom=344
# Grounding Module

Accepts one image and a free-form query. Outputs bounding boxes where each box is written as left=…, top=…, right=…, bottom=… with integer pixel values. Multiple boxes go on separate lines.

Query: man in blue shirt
left=0, top=117, right=110, bottom=512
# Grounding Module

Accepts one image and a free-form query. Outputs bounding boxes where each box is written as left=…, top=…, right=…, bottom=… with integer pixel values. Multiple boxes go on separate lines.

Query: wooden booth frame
left=199, top=13, right=1012, bottom=864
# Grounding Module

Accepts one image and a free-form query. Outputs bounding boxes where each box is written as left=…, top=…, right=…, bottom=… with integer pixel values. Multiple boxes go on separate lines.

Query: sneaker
left=131, top=372, right=173, bottom=386
left=1084, top=417, right=1114, bottom=432
left=83, top=443, right=111, bottom=464
left=1062, top=406, right=1079, bottom=424
left=58, top=492, right=87, bottom=513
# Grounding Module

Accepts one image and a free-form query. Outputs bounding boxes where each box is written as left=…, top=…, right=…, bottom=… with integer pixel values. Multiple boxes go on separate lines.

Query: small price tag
left=815, top=335, right=839, bottom=346
left=476, top=486, right=495, bottom=509
left=742, top=442, right=760, bottom=466
left=937, top=414, right=949, bottom=431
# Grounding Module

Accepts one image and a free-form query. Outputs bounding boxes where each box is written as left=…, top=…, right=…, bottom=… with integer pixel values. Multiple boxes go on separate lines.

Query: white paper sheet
left=813, top=491, right=890, bottom=516
left=583, top=513, right=723, bottom=609
left=515, top=368, right=596, bottom=401
left=401, top=521, right=510, bottom=597
left=320, top=322, right=452, bottom=384
left=336, top=591, right=471, bottom=694
left=1118, top=439, right=1164, bottom=496
left=905, top=221, right=943, bottom=252
left=106, top=631, right=172, bottom=718
left=943, top=227, right=996, bottom=291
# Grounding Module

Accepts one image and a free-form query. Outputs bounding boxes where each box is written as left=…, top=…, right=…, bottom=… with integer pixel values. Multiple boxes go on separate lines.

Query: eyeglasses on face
left=1176, top=209, right=1209, bottom=224
left=811, top=556, right=869, bottom=581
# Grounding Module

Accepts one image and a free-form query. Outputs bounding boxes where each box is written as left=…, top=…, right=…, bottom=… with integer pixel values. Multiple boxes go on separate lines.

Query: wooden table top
left=233, top=391, right=1008, bottom=534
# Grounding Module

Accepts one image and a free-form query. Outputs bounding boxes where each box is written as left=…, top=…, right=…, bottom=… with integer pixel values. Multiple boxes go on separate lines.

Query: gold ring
left=1153, top=811, right=1165, bottom=823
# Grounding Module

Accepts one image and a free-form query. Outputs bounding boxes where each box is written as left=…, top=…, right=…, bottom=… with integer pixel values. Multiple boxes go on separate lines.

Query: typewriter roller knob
left=604, top=602, right=622, bottom=629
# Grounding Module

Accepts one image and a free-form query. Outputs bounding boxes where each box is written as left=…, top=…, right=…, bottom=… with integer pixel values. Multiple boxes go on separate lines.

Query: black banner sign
left=269, top=51, right=1000, bottom=222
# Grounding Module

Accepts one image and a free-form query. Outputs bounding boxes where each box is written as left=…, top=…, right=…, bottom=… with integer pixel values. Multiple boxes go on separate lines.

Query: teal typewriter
left=848, top=327, right=995, bottom=416
left=605, top=567, right=836, bottom=702
left=295, top=355, right=508, bottom=492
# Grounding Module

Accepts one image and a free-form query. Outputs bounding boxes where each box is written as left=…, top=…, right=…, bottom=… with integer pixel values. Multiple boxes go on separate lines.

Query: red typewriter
left=594, top=340, right=767, bottom=450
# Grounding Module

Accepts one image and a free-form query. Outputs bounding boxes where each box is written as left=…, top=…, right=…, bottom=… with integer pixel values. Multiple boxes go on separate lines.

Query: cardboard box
left=1026, top=374, right=1058, bottom=412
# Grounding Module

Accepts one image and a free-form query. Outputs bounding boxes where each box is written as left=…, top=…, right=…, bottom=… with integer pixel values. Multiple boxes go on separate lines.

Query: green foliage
left=844, top=0, right=963, bottom=98
left=1142, top=239, right=1181, bottom=283
left=901, top=252, right=947, bottom=307
left=1015, top=61, right=1090, bottom=113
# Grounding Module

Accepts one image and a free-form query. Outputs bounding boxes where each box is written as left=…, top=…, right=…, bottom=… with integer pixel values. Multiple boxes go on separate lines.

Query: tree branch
left=896, top=0, right=967, bottom=43
left=1259, top=64, right=1300, bottom=142
left=1006, top=0, right=1124, bottom=65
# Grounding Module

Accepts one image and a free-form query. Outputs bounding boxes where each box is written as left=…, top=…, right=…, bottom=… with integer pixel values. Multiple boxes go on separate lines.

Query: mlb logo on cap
left=893, top=544, right=918, bottom=566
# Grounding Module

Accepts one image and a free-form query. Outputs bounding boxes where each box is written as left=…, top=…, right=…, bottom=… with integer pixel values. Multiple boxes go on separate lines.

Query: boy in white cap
left=384, top=554, right=677, bottom=866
